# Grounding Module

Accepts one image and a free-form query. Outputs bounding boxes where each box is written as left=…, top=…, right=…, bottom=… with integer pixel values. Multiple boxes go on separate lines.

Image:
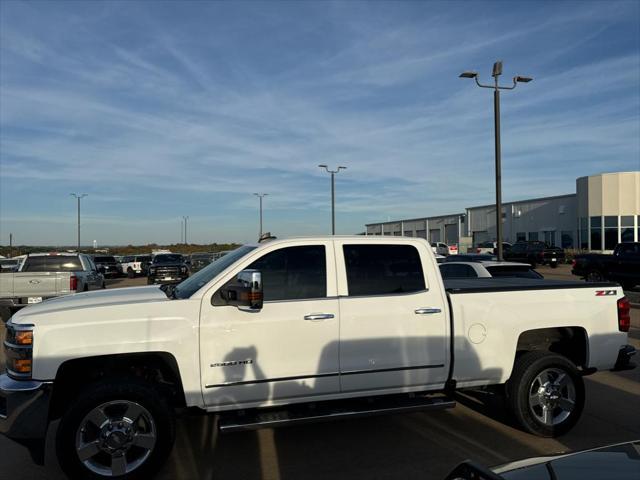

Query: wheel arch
left=49, top=352, right=187, bottom=420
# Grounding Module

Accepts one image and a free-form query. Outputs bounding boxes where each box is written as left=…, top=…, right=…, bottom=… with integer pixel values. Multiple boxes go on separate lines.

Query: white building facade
left=365, top=172, right=639, bottom=252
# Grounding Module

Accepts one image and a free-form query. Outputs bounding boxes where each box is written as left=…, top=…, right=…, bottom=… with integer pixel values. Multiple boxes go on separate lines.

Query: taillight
left=571, top=259, right=576, bottom=267
left=618, top=297, right=631, bottom=332
left=476, top=248, right=481, bottom=253
left=70, top=274, right=78, bottom=291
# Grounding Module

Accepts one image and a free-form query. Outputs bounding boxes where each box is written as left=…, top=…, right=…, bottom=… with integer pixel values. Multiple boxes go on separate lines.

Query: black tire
left=550, top=263, right=558, bottom=269
left=56, top=379, right=175, bottom=480
left=127, top=268, right=135, bottom=279
left=507, top=351, right=584, bottom=437
left=585, top=270, right=604, bottom=282
left=83, top=284, right=89, bottom=292
left=101, top=281, right=107, bottom=289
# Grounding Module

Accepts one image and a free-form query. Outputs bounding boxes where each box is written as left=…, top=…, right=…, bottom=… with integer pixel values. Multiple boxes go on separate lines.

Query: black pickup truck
left=572, top=242, right=640, bottom=290
left=503, top=241, right=565, bottom=268
left=147, top=253, right=190, bottom=285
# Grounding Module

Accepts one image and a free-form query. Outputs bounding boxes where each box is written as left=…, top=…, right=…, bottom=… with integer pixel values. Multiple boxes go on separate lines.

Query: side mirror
left=219, top=269, right=263, bottom=310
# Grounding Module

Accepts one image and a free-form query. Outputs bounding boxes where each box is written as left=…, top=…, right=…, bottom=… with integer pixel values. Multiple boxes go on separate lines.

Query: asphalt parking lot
left=1, top=264, right=639, bottom=479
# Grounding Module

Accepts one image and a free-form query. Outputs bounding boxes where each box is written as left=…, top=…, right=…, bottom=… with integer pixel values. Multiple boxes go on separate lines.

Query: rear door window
left=343, top=244, right=426, bottom=296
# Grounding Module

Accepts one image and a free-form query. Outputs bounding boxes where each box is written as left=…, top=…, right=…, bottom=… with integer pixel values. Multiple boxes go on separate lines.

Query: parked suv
left=92, top=255, right=122, bottom=278
left=503, top=241, right=565, bottom=268
left=120, top=255, right=152, bottom=278
left=147, top=253, right=189, bottom=285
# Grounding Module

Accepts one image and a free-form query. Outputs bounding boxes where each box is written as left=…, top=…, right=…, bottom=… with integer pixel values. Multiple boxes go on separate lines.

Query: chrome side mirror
left=220, top=269, right=263, bottom=310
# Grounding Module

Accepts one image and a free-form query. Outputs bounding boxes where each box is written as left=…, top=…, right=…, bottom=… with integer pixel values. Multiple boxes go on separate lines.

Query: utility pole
left=182, top=216, right=189, bottom=244
left=318, top=165, right=347, bottom=235
left=9, top=233, right=12, bottom=258
left=180, top=219, right=184, bottom=244
left=459, top=61, right=532, bottom=261
left=70, top=193, right=88, bottom=252
left=253, top=193, right=268, bottom=240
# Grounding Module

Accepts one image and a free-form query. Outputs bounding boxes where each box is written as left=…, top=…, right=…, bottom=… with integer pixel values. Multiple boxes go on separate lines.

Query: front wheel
left=507, top=351, right=584, bottom=437
left=127, top=268, right=135, bottom=279
left=56, top=379, right=175, bottom=480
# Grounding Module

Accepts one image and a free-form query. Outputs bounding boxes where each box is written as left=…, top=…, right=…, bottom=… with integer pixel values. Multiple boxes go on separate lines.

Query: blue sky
left=1, top=1, right=639, bottom=246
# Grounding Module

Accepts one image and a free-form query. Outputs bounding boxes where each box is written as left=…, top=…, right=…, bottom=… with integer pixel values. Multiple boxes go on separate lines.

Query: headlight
left=149, top=267, right=157, bottom=274
left=5, top=322, right=34, bottom=379
left=180, top=266, right=187, bottom=273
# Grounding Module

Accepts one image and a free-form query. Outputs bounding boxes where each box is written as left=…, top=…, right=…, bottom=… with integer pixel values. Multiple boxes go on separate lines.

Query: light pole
left=253, top=193, right=268, bottom=240
left=318, top=165, right=347, bottom=235
left=182, top=216, right=189, bottom=244
left=459, top=61, right=532, bottom=261
left=70, top=193, right=88, bottom=252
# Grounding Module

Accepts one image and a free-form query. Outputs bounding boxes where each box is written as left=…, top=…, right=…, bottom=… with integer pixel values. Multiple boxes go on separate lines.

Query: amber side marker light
left=14, top=330, right=33, bottom=346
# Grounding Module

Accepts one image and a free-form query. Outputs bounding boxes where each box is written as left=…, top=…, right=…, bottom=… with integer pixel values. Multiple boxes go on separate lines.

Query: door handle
left=415, top=308, right=441, bottom=315
left=304, top=313, right=335, bottom=321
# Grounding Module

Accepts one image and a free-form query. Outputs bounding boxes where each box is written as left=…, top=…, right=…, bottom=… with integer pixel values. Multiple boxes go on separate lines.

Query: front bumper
left=0, top=374, right=52, bottom=464
left=612, top=345, right=637, bottom=371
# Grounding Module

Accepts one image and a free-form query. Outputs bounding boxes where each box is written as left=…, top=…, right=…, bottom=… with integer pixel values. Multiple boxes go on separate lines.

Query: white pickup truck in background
left=0, top=253, right=105, bottom=322
left=0, top=237, right=634, bottom=480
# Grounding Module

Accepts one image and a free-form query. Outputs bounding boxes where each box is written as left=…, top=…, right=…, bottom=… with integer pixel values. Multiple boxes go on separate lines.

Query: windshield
left=174, top=246, right=257, bottom=299
left=153, top=254, right=183, bottom=264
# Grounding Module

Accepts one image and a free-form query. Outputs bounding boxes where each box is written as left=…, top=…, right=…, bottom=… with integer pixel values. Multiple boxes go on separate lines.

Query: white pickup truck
left=0, top=237, right=635, bottom=480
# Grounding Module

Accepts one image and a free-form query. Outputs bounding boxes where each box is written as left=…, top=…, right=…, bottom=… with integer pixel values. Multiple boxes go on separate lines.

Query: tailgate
left=10, top=272, right=72, bottom=299
left=0, top=273, right=15, bottom=297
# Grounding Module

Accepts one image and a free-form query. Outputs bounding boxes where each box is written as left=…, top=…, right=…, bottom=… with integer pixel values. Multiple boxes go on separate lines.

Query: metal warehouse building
left=365, top=171, right=640, bottom=252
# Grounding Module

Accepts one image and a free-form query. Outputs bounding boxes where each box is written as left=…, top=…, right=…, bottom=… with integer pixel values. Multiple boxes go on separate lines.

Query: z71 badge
left=595, top=290, right=616, bottom=296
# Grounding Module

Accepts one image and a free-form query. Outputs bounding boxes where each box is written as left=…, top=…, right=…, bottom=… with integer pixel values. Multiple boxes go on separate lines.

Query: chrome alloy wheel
left=75, top=400, right=156, bottom=477
left=528, top=367, right=576, bottom=426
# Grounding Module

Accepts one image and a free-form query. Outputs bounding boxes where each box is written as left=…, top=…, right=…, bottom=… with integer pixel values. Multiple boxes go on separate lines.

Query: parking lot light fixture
left=459, top=61, right=533, bottom=262
left=70, top=193, right=88, bottom=253
left=318, top=165, right=347, bottom=235
left=254, top=193, right=268, bottom=240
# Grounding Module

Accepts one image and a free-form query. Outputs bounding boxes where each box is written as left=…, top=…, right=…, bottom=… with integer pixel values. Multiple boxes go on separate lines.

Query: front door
left=335, top=241, right=449, bottom=393
left=200, top=241, right=340, bottom=408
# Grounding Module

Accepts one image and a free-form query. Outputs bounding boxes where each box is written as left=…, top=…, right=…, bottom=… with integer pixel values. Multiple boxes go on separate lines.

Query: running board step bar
left=218, top=394, right=455, bottom=433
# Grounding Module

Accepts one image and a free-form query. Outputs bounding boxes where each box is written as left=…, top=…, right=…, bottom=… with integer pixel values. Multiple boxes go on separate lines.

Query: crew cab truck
left=0, top=253, right=105, bottom=322
left=0, top=237, right=635, bottom=480
left=572, top=242, right=640, bottom=290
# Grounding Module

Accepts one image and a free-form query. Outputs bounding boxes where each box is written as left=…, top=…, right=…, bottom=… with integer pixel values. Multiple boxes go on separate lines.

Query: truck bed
left=444, top=277, right=617, bottom=293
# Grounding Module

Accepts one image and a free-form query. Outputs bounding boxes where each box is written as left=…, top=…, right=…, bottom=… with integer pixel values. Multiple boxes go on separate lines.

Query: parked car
left=476, top=241, right=512, bottom=254
left=503, top=241, right=565, bottom=268
left=446, top=440, right=640, bottom=480
left=439, top=261, right=543, bottom=280
left=92, top=255, right=123, bottom=278
left=1, top=236, right=633, bottom=479
left=572, top=242, right=640, bottom=290
left=0, top=252, right=104, bottom=321
left=147, top=253, right=189, bottom=285
left=444, top=253, right=497, bottom=263
left=120, top=255, right=152, bottom=278
left=431, top=242, right=457, bottom=256
left=190, top=252, right=215, bottom=273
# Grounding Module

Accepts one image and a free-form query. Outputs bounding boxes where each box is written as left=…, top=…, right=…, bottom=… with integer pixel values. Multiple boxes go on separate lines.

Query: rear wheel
left=127, top=268, right=135, bottom=279
left=507, top=351, right=584, bottom=437
left=57, top=379, right=175, bottom=480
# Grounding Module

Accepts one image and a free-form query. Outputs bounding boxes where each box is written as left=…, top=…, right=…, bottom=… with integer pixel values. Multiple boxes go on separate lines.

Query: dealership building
left=365, top=171, right=640, bottom=252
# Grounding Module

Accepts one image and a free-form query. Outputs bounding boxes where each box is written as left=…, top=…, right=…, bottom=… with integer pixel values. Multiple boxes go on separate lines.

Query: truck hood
left=11, top=286, right=169, bottom=323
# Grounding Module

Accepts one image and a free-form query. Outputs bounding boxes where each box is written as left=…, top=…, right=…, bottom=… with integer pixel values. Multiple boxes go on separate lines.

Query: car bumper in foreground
left=0, top=374, right=52, bottom=464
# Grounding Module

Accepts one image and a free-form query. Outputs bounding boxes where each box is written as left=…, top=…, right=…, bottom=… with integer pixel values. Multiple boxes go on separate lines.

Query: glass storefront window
left=579, top=217, right=588, bottom=249
left=516, top=232, right=526, bottom=242
left=604, top=216, right=618, bottom=250
left=528, top=232, right=538, bottom=241
left=590, top=216, right=602, bottom=250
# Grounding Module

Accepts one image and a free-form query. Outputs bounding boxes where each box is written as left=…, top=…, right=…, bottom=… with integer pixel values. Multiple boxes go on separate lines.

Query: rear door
left=335, top=240, right=449, bottom=393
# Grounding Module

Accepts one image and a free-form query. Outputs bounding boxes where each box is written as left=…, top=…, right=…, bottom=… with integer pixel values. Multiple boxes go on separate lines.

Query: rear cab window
left=22, top=255, right=83, bottom=272
left=342, top=244, right=426, bottom=296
